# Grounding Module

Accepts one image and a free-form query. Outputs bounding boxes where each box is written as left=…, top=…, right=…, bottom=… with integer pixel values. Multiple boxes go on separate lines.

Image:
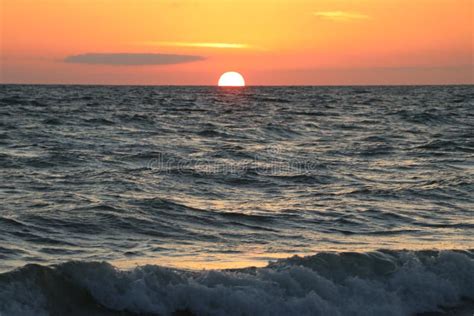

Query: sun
left=218, top=71, right=245, bottom=87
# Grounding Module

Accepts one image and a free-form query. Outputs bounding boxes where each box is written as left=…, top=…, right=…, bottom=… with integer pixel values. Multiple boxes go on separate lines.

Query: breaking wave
left=1, top=249, right=473, bottom=316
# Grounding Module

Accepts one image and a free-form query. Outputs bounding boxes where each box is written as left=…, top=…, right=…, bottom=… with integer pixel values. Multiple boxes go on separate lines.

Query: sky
left=1, top=0, right=473, bottom=85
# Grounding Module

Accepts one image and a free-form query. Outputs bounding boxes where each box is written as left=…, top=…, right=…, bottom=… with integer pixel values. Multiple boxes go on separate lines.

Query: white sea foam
left=1, top=250, right=473, bottom=316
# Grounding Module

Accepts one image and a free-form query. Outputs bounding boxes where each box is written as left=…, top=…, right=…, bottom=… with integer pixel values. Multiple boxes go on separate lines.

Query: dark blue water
left=0, top=85, right=473, bottom=315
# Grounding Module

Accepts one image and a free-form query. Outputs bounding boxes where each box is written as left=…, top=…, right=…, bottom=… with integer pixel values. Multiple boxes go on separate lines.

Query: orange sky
left=1, top=0, right=473, bottom=85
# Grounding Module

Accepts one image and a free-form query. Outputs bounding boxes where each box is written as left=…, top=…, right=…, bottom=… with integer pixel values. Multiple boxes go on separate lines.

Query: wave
left=1, top=249, right=473, bottom=316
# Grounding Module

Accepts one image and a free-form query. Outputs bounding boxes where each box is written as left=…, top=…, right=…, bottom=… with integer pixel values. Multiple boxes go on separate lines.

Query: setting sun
left=218, top=72, right=246, bottom=87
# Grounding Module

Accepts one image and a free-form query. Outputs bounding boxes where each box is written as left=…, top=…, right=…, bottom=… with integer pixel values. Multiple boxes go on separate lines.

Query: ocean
left=0, top=84, right=473, bottom=315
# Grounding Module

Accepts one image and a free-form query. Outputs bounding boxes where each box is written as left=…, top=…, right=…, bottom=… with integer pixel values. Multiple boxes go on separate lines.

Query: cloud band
left=64, top=53, right=205, bottom=65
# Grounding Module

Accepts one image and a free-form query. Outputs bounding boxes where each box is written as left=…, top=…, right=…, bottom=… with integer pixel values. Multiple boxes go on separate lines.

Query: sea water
left=0, top=85, right=473, bottom=315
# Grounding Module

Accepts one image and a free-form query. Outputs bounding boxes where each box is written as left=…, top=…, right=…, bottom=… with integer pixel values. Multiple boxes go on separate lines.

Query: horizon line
left=1, top=82, right=473, bottom=87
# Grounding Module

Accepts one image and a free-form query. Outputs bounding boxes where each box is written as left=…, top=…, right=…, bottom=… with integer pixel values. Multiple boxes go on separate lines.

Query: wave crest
left=1, top=249, right=473, bottom=316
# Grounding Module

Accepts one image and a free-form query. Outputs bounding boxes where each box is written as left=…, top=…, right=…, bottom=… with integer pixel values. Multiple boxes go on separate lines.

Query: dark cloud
left=64, top=53, right=205, bottom=65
